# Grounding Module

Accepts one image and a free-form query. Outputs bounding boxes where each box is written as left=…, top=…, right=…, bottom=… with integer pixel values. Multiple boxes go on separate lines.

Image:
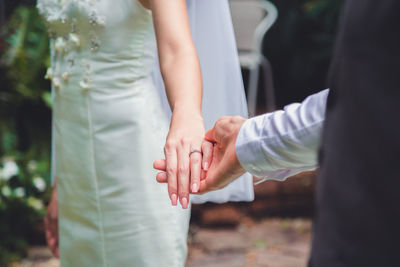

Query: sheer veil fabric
left=152, top=0, right=254, bottom=203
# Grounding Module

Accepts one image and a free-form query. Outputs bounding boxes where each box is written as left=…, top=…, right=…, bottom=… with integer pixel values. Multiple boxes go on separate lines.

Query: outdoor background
left=0, top=0, right=343, bottom=266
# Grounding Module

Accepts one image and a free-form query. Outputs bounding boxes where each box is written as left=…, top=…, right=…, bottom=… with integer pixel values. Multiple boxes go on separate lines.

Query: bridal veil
left=152, top=0, right=254, bottom=203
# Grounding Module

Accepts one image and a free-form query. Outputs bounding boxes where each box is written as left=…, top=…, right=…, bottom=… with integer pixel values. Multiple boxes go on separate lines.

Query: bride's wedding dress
left=37, top=0, right=253, bottom=266
left=38, top=0, right=189, bottom=266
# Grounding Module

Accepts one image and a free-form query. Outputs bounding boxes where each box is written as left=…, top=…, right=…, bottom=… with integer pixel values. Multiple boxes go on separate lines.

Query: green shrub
left=0, top=5, right=52, bottom=265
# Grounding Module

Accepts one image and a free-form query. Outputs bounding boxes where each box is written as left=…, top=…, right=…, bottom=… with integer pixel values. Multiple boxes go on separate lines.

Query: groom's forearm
left=236, top=89, right=329, bottom=181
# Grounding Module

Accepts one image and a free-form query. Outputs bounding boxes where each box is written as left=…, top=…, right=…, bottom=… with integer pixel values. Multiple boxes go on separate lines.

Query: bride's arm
left=147, top=0, right=204, bottom=209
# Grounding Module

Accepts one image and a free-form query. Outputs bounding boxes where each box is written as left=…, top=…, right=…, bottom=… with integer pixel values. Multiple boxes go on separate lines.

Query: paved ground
left=15, top=218, right=311, bottom=267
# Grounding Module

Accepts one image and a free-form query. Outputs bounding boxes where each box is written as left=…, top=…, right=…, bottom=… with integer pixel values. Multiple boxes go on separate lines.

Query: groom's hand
left=196, top=116, right=247, bottom=193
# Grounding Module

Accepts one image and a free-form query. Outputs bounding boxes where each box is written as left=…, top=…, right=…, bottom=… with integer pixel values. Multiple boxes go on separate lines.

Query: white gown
left=38, top=0, right=190, bottom=266
left=38, top=0, right=253, bottom=266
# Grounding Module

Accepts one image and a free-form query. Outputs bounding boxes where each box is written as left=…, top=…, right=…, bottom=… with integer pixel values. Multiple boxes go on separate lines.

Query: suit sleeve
left=235, top=89, right=329, bottom=181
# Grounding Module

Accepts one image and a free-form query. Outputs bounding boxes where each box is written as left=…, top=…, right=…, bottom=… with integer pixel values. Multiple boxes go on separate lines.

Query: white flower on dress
left=54, top=37, right=67, bottom=53
left=44, top=68, right=53, bottom=80
left=52, top=77, right=61, bottom=89
left=14, top=187, right=26, bottom=198
left=33, top=177, right=47, bottom=192
left=62, top=72, right=71, bottom=81
left=97, top=16, right=106, bottom=27
left=0, top=160, right=19, bottom=181
left=80, top=76, right=92, bottom=91
left=69, top=33, right=81, bottom=47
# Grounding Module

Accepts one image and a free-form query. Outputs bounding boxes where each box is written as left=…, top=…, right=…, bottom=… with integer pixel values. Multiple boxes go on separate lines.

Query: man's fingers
left=156, top=172, right=168, bottom=183
left=45, top=217, right=52, bottom=246
left=45, top=220, right=51, bottom=246
left=197, top=178, right=213, bottom=194
left=205, top=128, right=216, bottom=142
left=200, top=169, right=206, bottom=180
left=153, top=159, right=166, bottom=171
left=45, top=215, right=59, bottom=258
left=202, top=141, right=213, bottom=171
left=205, top=117, right=230, bottom=143
left=177, top=144, right=190, bottom=209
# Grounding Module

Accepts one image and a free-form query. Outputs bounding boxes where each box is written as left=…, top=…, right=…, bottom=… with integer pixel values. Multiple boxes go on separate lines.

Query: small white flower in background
left=1, top=186, right=11, bottom=197
left=27, top=160, right=38, bottom=173
left=33, top=176, right=47, bottom=192
left=0, top=160, right=19, bottom=181
left=27, top=197, right=44, bottom=211
left=14, top=187, right=25, bottom=198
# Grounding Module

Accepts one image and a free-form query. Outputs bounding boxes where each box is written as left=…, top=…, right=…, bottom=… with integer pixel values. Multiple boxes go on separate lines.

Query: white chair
left=229, top=0, right=278, bottom=116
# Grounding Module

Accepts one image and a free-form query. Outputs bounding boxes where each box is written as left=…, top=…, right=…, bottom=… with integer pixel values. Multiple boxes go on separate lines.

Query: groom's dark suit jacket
left=310, top=1, right=400, bottom=266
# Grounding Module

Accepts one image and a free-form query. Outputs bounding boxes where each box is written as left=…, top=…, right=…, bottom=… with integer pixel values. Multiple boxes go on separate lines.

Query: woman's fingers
left=45, top=213, right=59, bottom=258
left=164, top=143, right=178, bottom=206
left=202, top=141, right=213, bottom=171
left=190, top=151, right=202, bottom=193
left=177, top=142, right=190, bottom=209
left=153, top=159, right=166, bottom=171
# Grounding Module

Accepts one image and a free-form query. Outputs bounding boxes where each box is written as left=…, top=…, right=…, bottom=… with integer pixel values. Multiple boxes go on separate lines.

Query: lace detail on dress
left=37, top=0, right=106, bottom=93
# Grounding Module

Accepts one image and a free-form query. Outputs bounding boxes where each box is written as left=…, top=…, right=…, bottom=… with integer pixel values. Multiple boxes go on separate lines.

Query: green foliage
left=0, top=156, right=51, bottom=265
left=1, top=5, right=51, bottom=156
left=0, top=5, right=52, bottom=265
left=263, top=0, right=343, bottom=106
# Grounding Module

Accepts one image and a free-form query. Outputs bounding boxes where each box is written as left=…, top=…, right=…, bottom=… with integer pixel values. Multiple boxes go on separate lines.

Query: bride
left=40, top=0, right=253, bottom=266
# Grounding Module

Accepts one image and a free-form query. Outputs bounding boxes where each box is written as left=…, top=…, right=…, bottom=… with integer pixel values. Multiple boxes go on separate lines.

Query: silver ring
left=189, top=148, right=202, bottom=156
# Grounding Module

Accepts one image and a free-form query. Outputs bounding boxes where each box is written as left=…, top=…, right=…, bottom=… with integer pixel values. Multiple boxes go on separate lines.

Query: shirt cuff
left=235, top=115, right=271, bottom=178
left=235, top=115, right=318, bottom=181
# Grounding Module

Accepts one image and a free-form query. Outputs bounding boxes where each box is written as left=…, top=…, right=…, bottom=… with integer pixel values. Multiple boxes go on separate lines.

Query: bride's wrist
left=172, top=101, right=201, bottom=114
left=171, top=106, right=203, bottom=121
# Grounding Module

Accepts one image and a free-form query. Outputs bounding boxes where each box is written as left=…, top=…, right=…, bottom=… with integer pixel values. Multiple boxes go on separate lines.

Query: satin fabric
left=40, top=0, right=190, bottom=266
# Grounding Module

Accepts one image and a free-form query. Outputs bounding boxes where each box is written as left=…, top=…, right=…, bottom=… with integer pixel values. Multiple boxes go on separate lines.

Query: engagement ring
left=189, top=148, right=202, bottom=156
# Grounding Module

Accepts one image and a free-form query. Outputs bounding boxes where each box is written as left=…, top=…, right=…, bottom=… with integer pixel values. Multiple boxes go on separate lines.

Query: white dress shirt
left=235, top=89, right=329, bottom=182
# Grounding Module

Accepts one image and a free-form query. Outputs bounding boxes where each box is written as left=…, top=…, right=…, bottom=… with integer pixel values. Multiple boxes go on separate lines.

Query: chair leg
left=247, top=65, right=260, bottom=117
left=261, top=56, right=276, bottom=112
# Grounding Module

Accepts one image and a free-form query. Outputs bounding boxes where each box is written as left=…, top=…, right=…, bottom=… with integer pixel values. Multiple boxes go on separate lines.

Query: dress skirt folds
left=38, top=0, right=190, bottom=265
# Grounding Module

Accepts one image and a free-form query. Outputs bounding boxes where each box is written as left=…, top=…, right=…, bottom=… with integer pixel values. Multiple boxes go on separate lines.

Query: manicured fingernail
left=181, top=197, right=188, bottom=209
left=171, top=194, right=177, bottom=206
left=191, top=183, right=199, bottom=193
left=203, top=162, right=208, bottom=171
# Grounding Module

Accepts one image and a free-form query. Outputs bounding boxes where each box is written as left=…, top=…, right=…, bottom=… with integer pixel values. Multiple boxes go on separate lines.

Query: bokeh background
left=0, top=0, right=343, bottom=265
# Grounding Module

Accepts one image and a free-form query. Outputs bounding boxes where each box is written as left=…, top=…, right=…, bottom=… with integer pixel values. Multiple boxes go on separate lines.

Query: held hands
left=154, top=116, right=247, bottom=202
left=159, top=109, right=213, bottom=209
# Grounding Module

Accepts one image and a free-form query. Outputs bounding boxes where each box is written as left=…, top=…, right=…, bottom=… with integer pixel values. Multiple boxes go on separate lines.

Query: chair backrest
left=229, top=0, right=278, bottom=53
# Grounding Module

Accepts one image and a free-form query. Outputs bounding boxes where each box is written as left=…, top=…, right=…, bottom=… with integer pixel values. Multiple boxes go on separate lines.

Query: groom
left=201, top=1, right=400, bottom=266
left=156, top=0, right=400, bottom=266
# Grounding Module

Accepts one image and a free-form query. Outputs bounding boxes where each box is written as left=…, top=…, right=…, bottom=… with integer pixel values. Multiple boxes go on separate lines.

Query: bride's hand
left=162, top=109, right=206, bottom=208
left=154, top=139, right=214, bottom=202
